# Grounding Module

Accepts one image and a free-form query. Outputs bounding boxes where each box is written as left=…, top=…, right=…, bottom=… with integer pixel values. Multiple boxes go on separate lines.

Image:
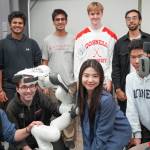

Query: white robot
left=14, top=65, right=78, bottom=150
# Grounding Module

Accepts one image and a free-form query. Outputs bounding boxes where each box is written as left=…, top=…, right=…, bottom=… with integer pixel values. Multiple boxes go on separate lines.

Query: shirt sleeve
left=105, top=37, right=117, bottom=82
left=111, top=42, right=121, bottom=90
left=126, top=74, right=141, bottom=138
left=91, top=94, right=116, bottom=150
left=0, top=40, right=4, bottom=70
left=74, top=37, right=84, bottom=81
left=0, top=109, right=16, bottom=143
left=42, top=38, right=49, bottom=61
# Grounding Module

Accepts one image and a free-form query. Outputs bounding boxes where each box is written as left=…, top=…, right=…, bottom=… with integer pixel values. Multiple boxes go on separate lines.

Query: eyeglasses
left=126, top=16, right=138, bottom=21
left=54, top=18, right=66, bottom=22
left=19, top=84, right=36, bottom=91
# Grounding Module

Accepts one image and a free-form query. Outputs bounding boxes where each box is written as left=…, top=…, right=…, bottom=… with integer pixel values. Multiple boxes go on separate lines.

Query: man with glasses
left=126, top=39, right=150, bottom=147
left=42, top=9, right=75, bottom=149
left=42, top=9, right=74, bottom=94
left=112, top=9, right=150, bottom=114
left=6, top=75, right=68, bottom=150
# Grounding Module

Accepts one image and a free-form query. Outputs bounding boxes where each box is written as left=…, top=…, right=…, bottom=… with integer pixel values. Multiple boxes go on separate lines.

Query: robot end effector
left=138, top=42, right=150, bottom=78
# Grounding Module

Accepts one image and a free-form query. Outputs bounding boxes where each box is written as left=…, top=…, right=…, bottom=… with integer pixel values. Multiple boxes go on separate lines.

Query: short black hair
left=128, top=39, right=143, bottom=54
left=125, top=9, right=142, bottom=20
left=8, top=11, right=26, bottom=25
left=52, top=9, right=68, bottom=21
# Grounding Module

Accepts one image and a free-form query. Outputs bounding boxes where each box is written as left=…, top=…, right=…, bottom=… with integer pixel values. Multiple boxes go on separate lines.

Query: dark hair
left=125, top=9, right=142, bottom=20
left=52, top=9, right=68, bottom=21
left=8, top=11, right=26, bottom=25
left=78, top=59, right=104, bottom=124
left=128, top=39, right=143, bottom=54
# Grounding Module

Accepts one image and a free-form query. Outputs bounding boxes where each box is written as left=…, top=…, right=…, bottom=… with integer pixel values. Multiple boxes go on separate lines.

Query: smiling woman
left=77, top=59, right=132, bottom=150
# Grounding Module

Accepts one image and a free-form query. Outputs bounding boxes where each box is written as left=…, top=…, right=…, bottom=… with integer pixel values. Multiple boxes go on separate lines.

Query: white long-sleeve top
left=126, top=72, right=150, bottom=138
left=74, top=26, right=117, bottom=81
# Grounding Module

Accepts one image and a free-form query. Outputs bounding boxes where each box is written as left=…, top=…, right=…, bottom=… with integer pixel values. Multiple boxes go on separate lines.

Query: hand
left=128, top=138, right=141, bottom=148
left=22, top=145, right=32, bottom=150
left=116, top=88, right=127, bottom=101
left=0, top=89, right=8, bottom=102
left=104, top=80, right=112, bottom=92
left=26, top=121, right=43, bottom=133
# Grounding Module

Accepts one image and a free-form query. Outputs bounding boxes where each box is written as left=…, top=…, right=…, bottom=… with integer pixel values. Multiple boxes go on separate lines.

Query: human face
left=53, top=14, right=67, bottom=32
left=130, top=49, right=144, bottom=71
left=16, top=82, right=37, bottom=104
left=9, top=17, right=25, bottom=35
left=88, top=10, right=103, bottom=28
left=125, top=12, right=141, bottom=31
left=82, top=67, right=100, bottom=93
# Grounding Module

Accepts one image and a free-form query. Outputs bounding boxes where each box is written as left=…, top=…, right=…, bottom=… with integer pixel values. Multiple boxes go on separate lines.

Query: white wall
left=30, top=0, right=142, bottom=47
left=0, top=0, right=10, bottom=39
left=141, top=0, right=150, bottom=34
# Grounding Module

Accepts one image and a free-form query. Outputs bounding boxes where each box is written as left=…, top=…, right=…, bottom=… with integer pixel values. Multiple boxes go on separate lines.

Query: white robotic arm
left=14, top=65, right=78, bottom=150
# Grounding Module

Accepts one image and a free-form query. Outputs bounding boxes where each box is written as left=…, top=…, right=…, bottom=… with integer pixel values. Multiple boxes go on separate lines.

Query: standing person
left=77, top=59, right=131, bottom=150
left=42, top=9, right=75, bottom=148
left=0, top=11, right=42, bottom=109
left=42, top=9, right=74, bottom=89
left=74, top=1, right=117, bottom=92
left=112, top=9, right=150, bottom=113
left=6, top=74, right=69, bottom=150
left=126, top=39, right=150, bottom=147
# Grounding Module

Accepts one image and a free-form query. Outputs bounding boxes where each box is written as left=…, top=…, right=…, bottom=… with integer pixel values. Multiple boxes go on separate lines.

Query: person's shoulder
left=126, top=72, right=137, bottom=82
left=27, top=36, right=38, bottom=44
left=75, top=27, right=91, bottom=40
left=116, top=33, right=128, bottom=43
left=0, top=34, right=10, bottom=43
left=43, top=34, right=55, bottom=42
left=6, top=95, right=19, bottom=111
left=141, top=31, right=150, bottom=38
left=66, top=33, right=75, bottom=40
left=100, top=90, right=113, bottom=104
left=102, top=26, right=117, bottom=40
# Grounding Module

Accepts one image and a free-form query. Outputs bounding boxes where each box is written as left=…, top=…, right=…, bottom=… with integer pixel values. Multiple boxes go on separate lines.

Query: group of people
left=0, top=1, right=150, bottom=150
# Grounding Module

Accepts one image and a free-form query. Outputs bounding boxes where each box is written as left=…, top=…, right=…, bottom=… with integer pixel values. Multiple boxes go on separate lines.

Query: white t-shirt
left=42, top=33, right=74, bottom=85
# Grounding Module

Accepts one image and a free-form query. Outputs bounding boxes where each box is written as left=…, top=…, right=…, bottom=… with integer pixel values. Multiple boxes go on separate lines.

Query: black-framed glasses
left=19, top=84, right=36, bottom=91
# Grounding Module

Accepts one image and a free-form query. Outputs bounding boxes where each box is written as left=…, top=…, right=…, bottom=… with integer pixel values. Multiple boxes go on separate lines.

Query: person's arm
left=32, top=39, right=42, bottom=66
left=91, top=94, right=116, bottom=150
left=126, top=74, right=142, bottom=142
left=0, top=42, right=8, bottom=102
left=6, top=103, right=31, bottom=148
left=112, top=42, right=127, bottom=100
left=104, top=33, right=117, bottom=92
left=42, top=59, right=48, bottom=65
left=14, top=121, right=43, bottom=142
left=112, top=43, right=122, bottom=90
left=0, top=70, right=8, bottom=102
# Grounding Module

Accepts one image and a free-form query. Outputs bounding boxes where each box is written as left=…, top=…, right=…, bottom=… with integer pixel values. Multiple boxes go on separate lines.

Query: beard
left=128, top=24, right=139, bottom=31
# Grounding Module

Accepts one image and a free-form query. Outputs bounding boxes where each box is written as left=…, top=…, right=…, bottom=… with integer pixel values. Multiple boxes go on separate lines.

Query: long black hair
left=78, top=59, right=104, bottom=124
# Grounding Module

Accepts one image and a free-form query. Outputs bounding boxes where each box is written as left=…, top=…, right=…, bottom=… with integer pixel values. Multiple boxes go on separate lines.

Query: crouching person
left=126, top=39, right=150, bottom=148
left=6, top=75, right=68, bottom=150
